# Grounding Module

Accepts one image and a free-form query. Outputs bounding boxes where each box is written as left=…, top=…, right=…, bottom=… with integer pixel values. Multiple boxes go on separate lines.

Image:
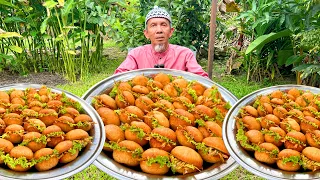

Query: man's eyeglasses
left=154, top=64, right=164, bottom=68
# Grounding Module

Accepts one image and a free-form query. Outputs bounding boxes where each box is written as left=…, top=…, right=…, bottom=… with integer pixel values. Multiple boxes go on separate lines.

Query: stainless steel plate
left=223, top=85, right=320, bottom=180
left=0, top=84, right=105, bottom=180
left=82, top=68, right=239, bottom=180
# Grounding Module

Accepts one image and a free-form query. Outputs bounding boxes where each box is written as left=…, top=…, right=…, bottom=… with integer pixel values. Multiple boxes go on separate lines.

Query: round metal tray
left=0, top=84, right=105, bottom=180
left=82, top=68, right=239, bottom=179
left=223, top=85, right=320, bottom=180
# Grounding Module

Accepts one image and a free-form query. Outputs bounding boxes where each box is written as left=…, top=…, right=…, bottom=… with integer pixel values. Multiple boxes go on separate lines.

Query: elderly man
left=114, top=6, right=209, bottom=78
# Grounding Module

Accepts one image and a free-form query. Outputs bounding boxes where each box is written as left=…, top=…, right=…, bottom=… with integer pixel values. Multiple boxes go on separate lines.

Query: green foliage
left=110, top=0, right=211, bottom=51
left=245, top=29, right=292, bottom=55
left=0, top=0, right=125, bottom=81
left=237, top=0, right=320, bottom=86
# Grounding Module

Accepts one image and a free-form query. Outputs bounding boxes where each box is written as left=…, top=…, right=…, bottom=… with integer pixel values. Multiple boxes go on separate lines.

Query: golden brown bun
left=257, top=103, right=273, bottom=117
left=61, top=107, right=80, bottom=119
left=242, top=105, right=258, bottom=117
left=55, top=140, right=79, bottom=163
left=206, top=121, right=222, bottom=137
left=172, top=78, right=188, bottom=89
left=65, top=129, right=89, bottom=140
left=132, top=75, right=149, bottom=86
left=192, top=105, right=215, bottom=120
left=301, top=116, right=320, bottom=133
left=119, top=105, right=144, bottom=124
left=8, top=146, right=33, bottom=172
left=261, top=114, right=280, bottom=129
left=4, top=124, right=24, bottom=143
left=169, top=109, right=195, bottom=130
left=172, top=96, right=192, bottom=110
left=306, top=130, right=320, bottom=148
left=150, top=127, right=176, bottom=152
left=140, top=148, right=170, bottom=175
left=144, top=111, right=169, bottom=129
left=54, top=140, right=73, bottom=154
left=146, top=80, right=163, bottom=92
left=245, top=130, right=264, bottom=144
left=152, top=99, right=174, bottom=118
left=0, top=118, right=6, bottom=134
left=59, top=150, right=79, bottom=163
left=176, top=126, right=203, bottom=149
left=135, top=95, right=154, bottom=113
left=34, top=148, right=59, bottom=171
left=171, top=146, right=203, bottom=174
left=0, top=138, right=14, bottom=153
left=97, top=94, right=117, bottom=110
left=115, top=91, right=135, bottom=108
left=203, top=137, right=229, bottom=155
left=199, top=137, right=229, bottom=163
left=23, top=132, right=46, bottom=152
left=24, top=118, right=46, bottom=133
left=153, top=73, right=170, bottom=86
left=38, top=109, right=58, bottom=126
left=132, top=85, right=150, bottom=95
left=104, top=124, right=125, bottom=142
left=287, top=109, right=303, bottom=123
left=302, top=147, right=320, bottom=171
left=280, top=117, right=300, bottom=133
left=284, top=131, right=306, bottom=152
left=277, top=149, right=301, bottom=171
left=125, top=121, right=151, bottom=146
left=42, top=125, right=64, bottom=148
left=73, top=114, right=92, bottom=131
left=113, top=140, right=143, bottom=166
left=190, top=82, right=206, bottom=96
left=3, top=113, right=22, bottom=126
left=242, top=116, right=261, bottom=130
left=163, top=83, right=178, bottom=97
left=254, top=143, right=279, bottom=164
left=118, top=81, right=132, bottom=91
left=303, top=147, right=320, bottom=162
left=53, top=116, right=74, bottom=132
left=264, top=126, right=285, bottom=147
left=97, top=107, right=120, bottom=126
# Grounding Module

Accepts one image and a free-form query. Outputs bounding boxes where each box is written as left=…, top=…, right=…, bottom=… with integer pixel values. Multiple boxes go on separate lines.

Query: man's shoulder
left=130, top=44, right=152, bottom=53
left=169, top=44, right=194, bottom=54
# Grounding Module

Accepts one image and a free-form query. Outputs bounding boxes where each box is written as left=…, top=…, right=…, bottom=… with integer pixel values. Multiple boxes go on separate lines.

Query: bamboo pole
left=207, top=0, right=218, bottom=79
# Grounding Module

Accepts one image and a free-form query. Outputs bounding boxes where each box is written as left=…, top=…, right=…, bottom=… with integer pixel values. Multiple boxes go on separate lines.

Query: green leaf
left=9, top=46, right=23, bottom=53
left=0, top=53, right=14, bottom=61
left=4, top=17, right=26, bottom=23
left=0, top=0, right=18, bottom=8
left=40, top=17, right=49, bottom=34
left=245, top=29, right=292, bottom=55
left=292, top=64, right=309, bottom=72
left=285, top=54, right=306, bottom=66
left=0, top=32, right=23, bottom=38
left=277, top=50, right=294, bottom=66
left=43, top=0, right=58, bottom=9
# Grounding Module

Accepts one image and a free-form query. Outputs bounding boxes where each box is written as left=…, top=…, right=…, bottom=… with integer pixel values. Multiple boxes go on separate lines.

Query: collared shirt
left=114, top=44, right=209, bottom=78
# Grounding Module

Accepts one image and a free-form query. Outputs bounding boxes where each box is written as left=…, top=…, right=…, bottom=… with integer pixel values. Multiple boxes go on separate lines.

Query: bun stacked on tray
left=93, top=72, right=232, bottom=175
left=236, top=87, right=320, bottom=172
left=0, top=86, right=93, bottom=172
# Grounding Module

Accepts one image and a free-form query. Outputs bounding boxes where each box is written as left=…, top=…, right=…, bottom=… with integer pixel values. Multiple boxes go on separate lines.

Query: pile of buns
left=93, top=73, right=231, bottom=175
left=0, top=86, right=93, bottom=172
left=236, top=88, right=320, bottom=172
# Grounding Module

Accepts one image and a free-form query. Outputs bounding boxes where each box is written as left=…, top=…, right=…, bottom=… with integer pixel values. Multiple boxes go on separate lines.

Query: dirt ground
left=0, top=71, right=68, bottom=86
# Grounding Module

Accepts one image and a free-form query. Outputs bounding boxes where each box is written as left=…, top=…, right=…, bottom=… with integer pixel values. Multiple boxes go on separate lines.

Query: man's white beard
left=154, top=44, right=166, bottom=53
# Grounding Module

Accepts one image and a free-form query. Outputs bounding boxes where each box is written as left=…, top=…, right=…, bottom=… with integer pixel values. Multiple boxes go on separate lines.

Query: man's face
left=144, top=18, right=174, bottom=51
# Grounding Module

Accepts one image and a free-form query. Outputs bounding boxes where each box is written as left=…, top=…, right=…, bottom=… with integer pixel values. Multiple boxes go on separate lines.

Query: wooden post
left=207, top=0, right=218, bottom=79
